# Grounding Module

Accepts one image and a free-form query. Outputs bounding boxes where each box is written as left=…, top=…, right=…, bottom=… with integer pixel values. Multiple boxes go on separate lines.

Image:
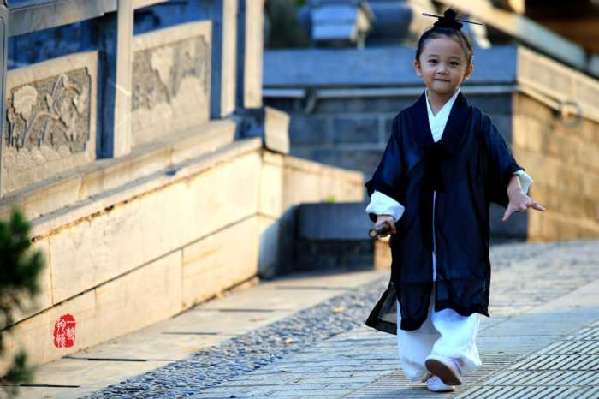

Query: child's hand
left=502, top=187, right=545, bottom=222
left=375, top=215, right=397, bottom=234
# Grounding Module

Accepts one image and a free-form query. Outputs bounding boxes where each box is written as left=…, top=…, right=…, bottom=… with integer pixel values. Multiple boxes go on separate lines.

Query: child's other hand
left=502, top=188, right=545, bottom=222
left=375, top=215, right=397, bottom=234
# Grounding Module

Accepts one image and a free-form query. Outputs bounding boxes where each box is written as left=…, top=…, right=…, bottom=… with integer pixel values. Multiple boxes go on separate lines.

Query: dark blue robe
left=364, top=92, right=522, bottom=332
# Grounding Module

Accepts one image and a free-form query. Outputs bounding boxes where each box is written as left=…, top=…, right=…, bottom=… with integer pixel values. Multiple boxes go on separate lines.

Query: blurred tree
left=265, top=0, right=310, bottom=48
left=0, top=210, right=44, bottom=397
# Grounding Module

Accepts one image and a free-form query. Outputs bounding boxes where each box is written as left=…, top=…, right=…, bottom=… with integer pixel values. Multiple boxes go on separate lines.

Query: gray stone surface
left=187, top=240, right=599, bottom=399
left=289, top=115, right=333, bottom=146
left=297, top=202, right=371, bottom=240
left=264, top=46, right=518, bottom=87
left=15, top=240, right=592, bottom=399
left=333, top=116, right=379, bottom=144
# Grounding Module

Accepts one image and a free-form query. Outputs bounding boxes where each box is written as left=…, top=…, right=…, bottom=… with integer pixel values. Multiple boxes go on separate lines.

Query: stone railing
left=0, top=0, right=250, bottom=199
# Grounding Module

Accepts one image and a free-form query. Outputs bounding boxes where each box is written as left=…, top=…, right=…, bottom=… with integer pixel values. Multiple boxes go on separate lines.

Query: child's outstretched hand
left=502, top=185, right=545, bottom=222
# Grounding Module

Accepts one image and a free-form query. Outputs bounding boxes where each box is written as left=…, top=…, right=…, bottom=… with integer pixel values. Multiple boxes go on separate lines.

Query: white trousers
left=396, top=253, right=482, bottom=382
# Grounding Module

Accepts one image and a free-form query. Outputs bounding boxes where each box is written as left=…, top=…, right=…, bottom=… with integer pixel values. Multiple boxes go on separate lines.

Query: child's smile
left=414, top=36, right=473, bottom=109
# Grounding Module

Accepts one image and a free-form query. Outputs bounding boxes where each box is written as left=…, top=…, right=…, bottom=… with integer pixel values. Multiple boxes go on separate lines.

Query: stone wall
left=268, top=92, right=514, bottom=179
left=513, top=94, right=599, bottom=240
left=0, top=137, right=363, bottom=369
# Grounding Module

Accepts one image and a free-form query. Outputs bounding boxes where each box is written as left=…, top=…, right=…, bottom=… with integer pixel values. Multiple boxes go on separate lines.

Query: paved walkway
left=15, top=241, right=599, bottom=398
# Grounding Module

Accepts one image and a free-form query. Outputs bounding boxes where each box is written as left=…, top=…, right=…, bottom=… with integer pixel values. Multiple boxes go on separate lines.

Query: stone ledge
left=0, top=120, right=237, bottom=227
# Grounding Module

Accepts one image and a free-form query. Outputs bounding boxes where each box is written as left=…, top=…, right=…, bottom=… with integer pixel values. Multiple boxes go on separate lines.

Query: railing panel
left=131, top=21, right=212, bottom=147
left=1, top=51, right=98, bottom=195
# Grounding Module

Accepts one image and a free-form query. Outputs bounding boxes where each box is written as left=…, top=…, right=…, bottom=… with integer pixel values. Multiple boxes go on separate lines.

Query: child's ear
left=464, top=63, right=474, bottom=80
left=413, top=59, right=423, bottom=77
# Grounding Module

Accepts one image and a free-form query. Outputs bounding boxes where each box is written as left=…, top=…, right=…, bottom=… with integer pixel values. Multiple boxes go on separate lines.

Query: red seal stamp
left=53, top=314, right=76, bottom=348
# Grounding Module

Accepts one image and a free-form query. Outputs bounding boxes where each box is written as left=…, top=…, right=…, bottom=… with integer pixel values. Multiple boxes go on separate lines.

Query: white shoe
left=425, top=357, right=463, bottom=385
left=426, top=375, right=455, bottom=392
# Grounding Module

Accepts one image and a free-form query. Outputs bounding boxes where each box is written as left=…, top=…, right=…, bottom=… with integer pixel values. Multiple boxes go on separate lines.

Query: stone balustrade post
left=237, top=0, right=264, bottom=110
left=96, top=0, right=133, bottom=158
left=197, top=0, right=237, bottom=119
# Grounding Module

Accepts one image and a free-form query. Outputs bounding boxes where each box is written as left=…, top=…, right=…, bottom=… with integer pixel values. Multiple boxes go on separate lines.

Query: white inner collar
left=425, top=88, right=461, bottom=142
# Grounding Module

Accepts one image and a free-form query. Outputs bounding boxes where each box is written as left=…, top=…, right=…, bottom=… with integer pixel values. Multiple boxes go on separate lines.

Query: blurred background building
left=263, top=0, right=599, bottom=242
left=0, top=0, right=597, bottom=374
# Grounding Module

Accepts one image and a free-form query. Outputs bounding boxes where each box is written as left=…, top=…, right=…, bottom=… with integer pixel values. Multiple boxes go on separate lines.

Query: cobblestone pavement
left=87, top=240, right=599, bottom=399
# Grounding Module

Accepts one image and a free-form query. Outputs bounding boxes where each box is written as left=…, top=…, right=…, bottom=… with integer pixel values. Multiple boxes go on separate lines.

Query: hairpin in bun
left=422, top=8, right=483, bottom=30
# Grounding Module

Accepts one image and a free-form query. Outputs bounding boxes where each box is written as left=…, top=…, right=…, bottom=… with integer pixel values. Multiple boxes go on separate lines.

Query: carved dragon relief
left=6, top=68, right=92, bottom=152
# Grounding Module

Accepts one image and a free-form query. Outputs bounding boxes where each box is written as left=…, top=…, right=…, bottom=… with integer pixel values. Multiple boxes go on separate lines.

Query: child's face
left=414, top=36, right=473, bottom=97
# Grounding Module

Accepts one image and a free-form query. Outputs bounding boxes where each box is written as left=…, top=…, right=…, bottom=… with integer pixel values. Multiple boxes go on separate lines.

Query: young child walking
left=363, top=9, right=545, bottom=393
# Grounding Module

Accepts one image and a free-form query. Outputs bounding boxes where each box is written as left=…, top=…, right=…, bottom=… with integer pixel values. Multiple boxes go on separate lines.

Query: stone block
left=315, top=97, right=415, bottom=114
left=514, top=93, right=554, bottom=122
left=241, top=0, right=264, bottom=109
left=489, top=203, right=528, bottom=239
left=94, top=251, right=182, bottom=339
left=297, top=202, right=371, bottom=240
left=467, top=94, right=512, bottom=116
left=264, top=106, right=289, bottom=153
left=1, top=286, right=96, bottom=370
left=290, top=148, right=336, bottom=168
left=19, top=174, right=82, bottom=219
left=333, top=149, right=384, bottom=176
left=283, top=166, right=324, bottom=206
left=333, top=116, right=380, bottom=144
left=294, top=239, right=373, bottom=271
left=526, top=208, right=544, bottom=239
left=3, top=251, right=182, bottom=368
left=582, top=173, right=599, bottom=199
left=220, top=0, right=238, bottom=117
left=256, top=207, right=298, bottom=278
left=47, top=150, right=261, bottom=304
left=2, top=51, right=98, bottom=196
left=257, top=215, right=282, bottom=279
left=259, top=152, right=283, bottom=218
left=10, top=238, right=53, bottom=324
left=513, top=115, right=544, bottom=153
left=582, top=197, right=599, bottom=222
left=289, top=115, right=333, bottom=146
left=181, top=217, right=259, bottom=309
left=132, top=21, right=212, bottom=147
left=281, top=156, right=364, bottom=208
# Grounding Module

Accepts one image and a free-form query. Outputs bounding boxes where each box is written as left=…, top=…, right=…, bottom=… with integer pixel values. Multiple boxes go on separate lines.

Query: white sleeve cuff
left=514, top=169, right=533, bottom=195
left=365, top=190, right=405, bottom=222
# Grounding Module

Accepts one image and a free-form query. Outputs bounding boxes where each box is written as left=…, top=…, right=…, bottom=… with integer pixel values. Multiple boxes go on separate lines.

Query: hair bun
left=433, top=9, right=463, bottom=30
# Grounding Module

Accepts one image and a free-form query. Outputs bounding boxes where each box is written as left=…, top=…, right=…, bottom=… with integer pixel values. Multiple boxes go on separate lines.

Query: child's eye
left=428, top=59, right=438, bottom=64
left=450, top=62, right=460, bottom=66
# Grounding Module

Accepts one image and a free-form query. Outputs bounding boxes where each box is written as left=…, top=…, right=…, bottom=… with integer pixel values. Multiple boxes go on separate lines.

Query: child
left=363, top=9, right=545, bottom=393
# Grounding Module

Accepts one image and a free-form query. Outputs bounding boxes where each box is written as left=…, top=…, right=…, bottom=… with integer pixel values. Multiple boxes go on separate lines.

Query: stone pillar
left=198, top=0, right=238, bottom=119
left=96, top=0, right=133, bottom=158
left=0, top=5, right=8, bottom=197
left=237, top=0, right=263, bottom=109
left=221, top=0, right=238, bottom=117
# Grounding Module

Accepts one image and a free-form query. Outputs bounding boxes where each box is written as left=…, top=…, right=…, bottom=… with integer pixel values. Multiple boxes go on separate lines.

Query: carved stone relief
left=132, top=35, right=210, bottom=113
left=1, top=52, right=97, bottom=196
left=131, top=23, right=211, bottom=147
left=5, top=68, right=92, bottom=152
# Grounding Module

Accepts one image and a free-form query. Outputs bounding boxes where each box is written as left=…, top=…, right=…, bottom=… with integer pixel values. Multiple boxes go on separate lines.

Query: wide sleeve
left=365, top=190, right=406, bottom=222
left=482, top=114, right=523, bottom=207
left=365, top=114, right=405, bottom=200
left=514, top=169, right=533, bottom=195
